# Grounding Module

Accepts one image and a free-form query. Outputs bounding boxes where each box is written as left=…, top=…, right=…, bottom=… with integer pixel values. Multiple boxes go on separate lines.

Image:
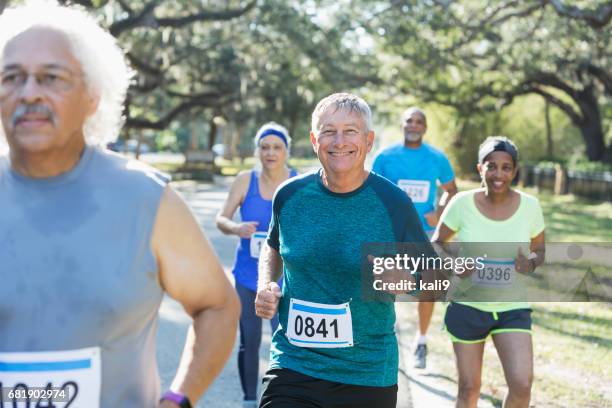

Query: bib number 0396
left=472, top=258, right=516, bottom=288
left=286, top=299, right=353, bottom=348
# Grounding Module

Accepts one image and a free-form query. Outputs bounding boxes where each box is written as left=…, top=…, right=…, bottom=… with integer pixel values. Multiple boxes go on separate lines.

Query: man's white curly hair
left=0, top=1, right=130, bottom=154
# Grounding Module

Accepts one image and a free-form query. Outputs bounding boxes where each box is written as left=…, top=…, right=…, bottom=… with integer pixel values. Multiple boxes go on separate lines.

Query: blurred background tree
left=1, top=0, right=609, bottom=170
left=49, top=0, right=380, bottom=157
left=357, top=0, right=611, bottom=172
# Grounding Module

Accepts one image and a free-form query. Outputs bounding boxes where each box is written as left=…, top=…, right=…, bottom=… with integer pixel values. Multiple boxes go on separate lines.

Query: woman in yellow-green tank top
left=433, top=136, right=545, bottom=408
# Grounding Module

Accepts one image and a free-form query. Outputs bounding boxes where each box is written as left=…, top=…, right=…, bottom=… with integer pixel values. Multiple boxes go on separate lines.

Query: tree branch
left=131, top=77, right=162, bottom=93
left=165, top=89, right=230, bottom=99
left=528, top=71, right=578, bottom=99
left=109, top=0, right=256, bottom=36
left=438, top=1, right=545, bottom=52
left=126, top=93, right=236, bottom=130
left=58, top=0, right=96, bottom=7
left=109, top=1, right=157, bottom=36
left=490, top=2, right=546, bottom=26
left=546, top=0, right=612, bottom=28
left=155, top=0, right=257, bottom=28
left=527, top=86, right=583, bottom=124
left=0, top=0, right=9, bottom=15
left=116, top=0, right=134, bottom=15
left=584, top=63, right=612, bottom=95
left=126, top=51, right=163, bottom=77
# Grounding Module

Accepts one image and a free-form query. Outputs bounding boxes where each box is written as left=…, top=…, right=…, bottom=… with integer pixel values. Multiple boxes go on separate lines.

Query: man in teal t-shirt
left=255, top=94, right=436, bottom=408
left=372, top=107, right=458, bottom=369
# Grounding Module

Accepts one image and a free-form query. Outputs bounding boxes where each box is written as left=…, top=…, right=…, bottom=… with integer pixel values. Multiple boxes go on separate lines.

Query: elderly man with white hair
left=0, top=3, right=239, bottom=408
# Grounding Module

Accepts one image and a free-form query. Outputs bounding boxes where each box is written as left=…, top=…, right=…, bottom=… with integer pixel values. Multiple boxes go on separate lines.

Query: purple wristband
left=160, top=390, right=192, bottom=408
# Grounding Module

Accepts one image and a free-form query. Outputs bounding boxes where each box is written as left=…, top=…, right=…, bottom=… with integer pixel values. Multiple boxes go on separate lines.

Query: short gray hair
left=311, top=93, right=372, bottom=134
left=0, top=1, right=131, bottom=153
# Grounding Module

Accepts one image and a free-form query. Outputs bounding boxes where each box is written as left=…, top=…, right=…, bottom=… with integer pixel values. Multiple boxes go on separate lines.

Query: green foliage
left=154, top=130, right=182, bottom=153
left=82, top=0, right=380, bottom=150
left=359, top=0, right=611, bottom=163
left=568, top=159, right=612, bottom=173
left=9, top=0, right=607, bottom=165
left=375, top=92, right=595, bottom=178
left=173, top=125, right=192, bottom=153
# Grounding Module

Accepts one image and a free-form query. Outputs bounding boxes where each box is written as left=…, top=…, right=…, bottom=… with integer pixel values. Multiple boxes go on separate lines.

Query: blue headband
left=257, top=128, right=288, bottom=147
left=478, top=140, right=518, bottom=165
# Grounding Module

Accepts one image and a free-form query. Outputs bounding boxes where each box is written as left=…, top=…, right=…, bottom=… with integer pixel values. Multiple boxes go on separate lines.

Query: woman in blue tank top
left=216, top=122, right=296, bottom=407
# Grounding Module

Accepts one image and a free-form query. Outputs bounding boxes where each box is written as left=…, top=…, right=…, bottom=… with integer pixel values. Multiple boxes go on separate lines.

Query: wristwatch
left=160, top=390, right=192, bottom=408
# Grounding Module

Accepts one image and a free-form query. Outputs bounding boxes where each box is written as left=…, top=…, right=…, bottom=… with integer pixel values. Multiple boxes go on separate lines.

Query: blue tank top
left=232, top=169, right=296, bottom=291
left=0, top=146, right=168, bottom=407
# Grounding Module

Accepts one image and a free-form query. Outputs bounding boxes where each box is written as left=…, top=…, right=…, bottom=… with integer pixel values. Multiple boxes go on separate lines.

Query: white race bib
left=472, top=258, right=516, bottom=288
left=286, top=299, right=353, bottom=348
left=250, top=232, right=267, bottom=258
left=397, top=180, right=430, bottom=203
left=0, top=347, right=101, bottom=408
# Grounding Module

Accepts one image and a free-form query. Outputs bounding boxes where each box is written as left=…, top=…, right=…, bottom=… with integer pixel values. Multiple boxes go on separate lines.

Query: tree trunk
left=135, top=128, right=144, bottom=160
left=575, top=87, right=608, bottom=162
left=190, top=120, right=198, bottom=151
left=544, top=98, right=553, bottom=158
left=0, top=1, right=9, bottom=15
left=208, top=117, right=218, bottom=150
left=230, top=123, right=244, bottom=161
left=453, top=117, right=470, bottom=148
left=578, top=121, right=610, bottom=163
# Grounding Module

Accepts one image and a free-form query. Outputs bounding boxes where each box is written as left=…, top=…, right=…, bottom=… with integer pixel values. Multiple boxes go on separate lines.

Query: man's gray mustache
left=10, top=104, right=56, bottom=127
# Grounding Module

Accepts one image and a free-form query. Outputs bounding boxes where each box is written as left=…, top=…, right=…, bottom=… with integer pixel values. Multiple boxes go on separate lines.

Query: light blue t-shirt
left=372, top=142, right=455, bottom=231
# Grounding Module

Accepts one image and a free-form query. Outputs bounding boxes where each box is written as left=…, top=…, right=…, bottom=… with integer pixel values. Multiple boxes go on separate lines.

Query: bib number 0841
left=294, top=316, right=338, bottom=339
left=286, top=298, right=353, bottom=348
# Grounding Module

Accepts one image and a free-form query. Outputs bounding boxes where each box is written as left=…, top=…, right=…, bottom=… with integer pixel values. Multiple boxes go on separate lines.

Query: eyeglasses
left=0, top=69, right=82, bottom=97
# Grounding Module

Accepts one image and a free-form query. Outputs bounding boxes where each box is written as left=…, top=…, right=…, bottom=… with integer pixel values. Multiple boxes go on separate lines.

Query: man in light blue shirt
left=372, top=107, right=458, bottom=369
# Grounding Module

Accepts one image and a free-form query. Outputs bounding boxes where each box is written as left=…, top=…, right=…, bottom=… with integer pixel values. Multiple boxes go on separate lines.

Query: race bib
left=472, top=258, right=516, bottom=288
left=286, top=299, right=353, bottom=348
left=0, top=347, right=101, bottom=408
left=250, top=232, right=267, bottom=258
left=397, top=180, right=430, bottom=203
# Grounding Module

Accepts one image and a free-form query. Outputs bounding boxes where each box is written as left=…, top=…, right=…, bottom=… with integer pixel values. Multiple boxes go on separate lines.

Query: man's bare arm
left=153, top=186, right=240, bottom=405
left=257, top=243, right=283, bottom=289
left=437, top=179, right=458, bottom=216
left=424, top=179, right=458, bottom=228
left=255, top=243, right=283, bottom=319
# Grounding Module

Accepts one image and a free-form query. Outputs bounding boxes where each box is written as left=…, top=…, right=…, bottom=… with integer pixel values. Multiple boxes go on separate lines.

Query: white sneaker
left=414, top=344, right=427, bottom=369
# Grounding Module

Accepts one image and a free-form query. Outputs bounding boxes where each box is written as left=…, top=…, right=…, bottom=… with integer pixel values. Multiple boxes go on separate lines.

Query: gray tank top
left=0, top=146, right=168, bottom=407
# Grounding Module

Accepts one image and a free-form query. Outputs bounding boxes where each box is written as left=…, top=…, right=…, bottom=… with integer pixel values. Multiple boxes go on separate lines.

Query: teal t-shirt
left=372, top=142, right=455, bottom=232
left=439, top=189, right=546, bottom=312
left=266, top=170, right=435, bottom=387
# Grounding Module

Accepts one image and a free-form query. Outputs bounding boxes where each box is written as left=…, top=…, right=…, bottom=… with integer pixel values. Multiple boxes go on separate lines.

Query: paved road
left=156, top=178, right=413, bottom=407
